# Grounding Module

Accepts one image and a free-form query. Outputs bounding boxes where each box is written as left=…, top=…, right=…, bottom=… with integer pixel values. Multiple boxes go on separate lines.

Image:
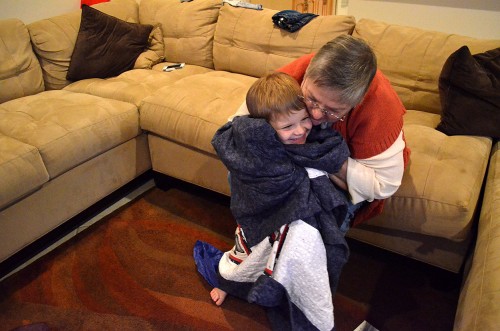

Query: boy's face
left=270, top=108, right=312, bottom=145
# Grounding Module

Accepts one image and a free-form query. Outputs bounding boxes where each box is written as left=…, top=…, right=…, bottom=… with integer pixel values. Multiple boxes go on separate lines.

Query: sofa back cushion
left=139, top=0, right=222, bottom=69
left=353, top=19, right=500, bottom=115
left=213, top=5, right=356, bottom=78
left=27, top=0, right=139, bottom=90
left=0, top=19, right=44, bottom=103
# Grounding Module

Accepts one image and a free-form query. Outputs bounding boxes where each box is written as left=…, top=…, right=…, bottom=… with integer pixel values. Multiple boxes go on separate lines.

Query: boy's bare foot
left=210, top=288, right=227, bottom=306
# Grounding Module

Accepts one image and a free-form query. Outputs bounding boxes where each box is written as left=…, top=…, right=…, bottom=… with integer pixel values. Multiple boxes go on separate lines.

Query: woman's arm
left=333, top=131, right=405, bottom=204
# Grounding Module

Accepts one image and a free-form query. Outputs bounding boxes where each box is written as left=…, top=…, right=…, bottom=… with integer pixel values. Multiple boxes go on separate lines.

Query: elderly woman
left=233, top=34, right=411, bottom=232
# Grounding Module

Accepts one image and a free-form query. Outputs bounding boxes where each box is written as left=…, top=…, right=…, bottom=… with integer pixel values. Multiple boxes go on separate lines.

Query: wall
left=1, top=0, right=498, bottom=40
left=0, top=0, right=80, bottom=24
left=348, top=0, right=500, bottom=39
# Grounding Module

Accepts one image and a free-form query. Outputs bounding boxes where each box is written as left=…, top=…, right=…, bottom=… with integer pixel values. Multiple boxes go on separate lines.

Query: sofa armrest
left=454, top=141, right=500, bottom=330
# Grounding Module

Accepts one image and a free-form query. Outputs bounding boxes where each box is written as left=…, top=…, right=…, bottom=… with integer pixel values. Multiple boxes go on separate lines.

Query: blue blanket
left=206, top=116, right=350, bottom=330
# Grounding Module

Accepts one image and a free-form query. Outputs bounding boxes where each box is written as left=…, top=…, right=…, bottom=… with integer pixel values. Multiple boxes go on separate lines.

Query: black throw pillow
left=67, top=5, right=153, bottom=81
left=436, top=46, right=500, bottom=139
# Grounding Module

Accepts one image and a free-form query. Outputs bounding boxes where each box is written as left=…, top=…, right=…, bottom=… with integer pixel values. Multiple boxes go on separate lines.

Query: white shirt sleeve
left=305, top=167, right=328, bottom=179
left=228, top=101, right=250, bottom=122
left=346, top=131, right=405, bottom=204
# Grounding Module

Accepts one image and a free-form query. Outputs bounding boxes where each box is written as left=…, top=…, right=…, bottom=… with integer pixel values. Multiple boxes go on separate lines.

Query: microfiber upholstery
left=385, top=115, right=491, bottom=240
left=134, top=23, right=165, bottom=69
left=437, top=46, right=500, bottom=139
left=64, top=65, right=213, bottom=107
left=213, top=5, right=356, bottom=78
left=454, top=142, right=500, bottom=331
left=140, top=71, right=258, bottom=155
left=0, top=134, right=49, bottom=210
left=139, top=0, right=222, bottom=69
left=0, top=90, right=141, bottom=179
left=353, top=19, right=500, bottom=115
left=349, top=24, right=499, bottom=242
left=67, top=5, right=153, bottom=81
left=28, top=0, right=140, bottom=90
left=0, top=18, right=44, bottom=103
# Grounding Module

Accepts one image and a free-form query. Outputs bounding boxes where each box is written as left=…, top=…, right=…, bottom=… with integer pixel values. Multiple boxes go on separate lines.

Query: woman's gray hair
left=305, top=35, right=377, bottom=107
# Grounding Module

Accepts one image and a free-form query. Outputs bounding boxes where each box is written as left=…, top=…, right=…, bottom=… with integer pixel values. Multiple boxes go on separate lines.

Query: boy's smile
left=270, top=108, right=312, bottom=145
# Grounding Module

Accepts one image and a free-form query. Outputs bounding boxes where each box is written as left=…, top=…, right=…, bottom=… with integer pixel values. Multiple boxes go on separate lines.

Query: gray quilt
left=211, top=116, right=351, bottom=331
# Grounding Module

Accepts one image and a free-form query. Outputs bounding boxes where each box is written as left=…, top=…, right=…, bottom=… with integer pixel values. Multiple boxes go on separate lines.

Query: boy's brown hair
left=246, top=72, right=305, bottom=122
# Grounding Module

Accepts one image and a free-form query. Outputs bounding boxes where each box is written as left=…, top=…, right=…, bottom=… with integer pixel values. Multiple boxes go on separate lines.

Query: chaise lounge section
left=0, top=6, right=151, bottom=265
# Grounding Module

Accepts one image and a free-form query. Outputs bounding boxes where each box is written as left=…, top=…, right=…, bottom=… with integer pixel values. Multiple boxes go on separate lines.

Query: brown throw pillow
left=67, top=5, right=153, bottom=81
left=436, top=46, right=500, bottom=139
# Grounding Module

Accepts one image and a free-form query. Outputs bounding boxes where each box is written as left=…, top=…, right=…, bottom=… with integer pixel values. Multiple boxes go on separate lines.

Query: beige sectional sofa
left=0, top=0, right=498, bottom=329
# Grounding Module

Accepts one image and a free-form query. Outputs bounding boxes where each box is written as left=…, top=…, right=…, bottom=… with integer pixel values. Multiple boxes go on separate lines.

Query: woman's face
left=301, top=78, right=352, bottom=126
left=270, top=108, right=312, bottom=145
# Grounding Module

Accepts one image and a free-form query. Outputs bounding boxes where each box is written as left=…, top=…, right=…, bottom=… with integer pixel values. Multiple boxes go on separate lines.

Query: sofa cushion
left=0, top=90, right=141, bottom=178
left=360, top=109, right=492, bottom=241
left=67, top=5, right=153, bottom=81
left=65, top=65, right=213, bottom=107
left=0, top=18, right=44, bottom=103
left=139, top=0, right=222, bottom=69
left=134, top=23, right=165, bottom=69
left=213, top=5, right=356, bottom=78
left=353, top=19, right=500, bottom=115
left=0, top=135, right=49, bottom=210
left=140, top=71, right=257, bottom=154
left=436, top=46, right=500, bottom=139
left=28, top=0, right=140, bottom=90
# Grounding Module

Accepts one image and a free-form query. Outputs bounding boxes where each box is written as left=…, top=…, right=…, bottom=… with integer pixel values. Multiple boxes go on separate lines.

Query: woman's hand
left=329, top=160, right=348, bottom=190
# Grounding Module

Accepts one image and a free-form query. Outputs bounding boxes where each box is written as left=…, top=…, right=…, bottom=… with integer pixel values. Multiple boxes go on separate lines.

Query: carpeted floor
left=0, top=181, right=461, bottom=331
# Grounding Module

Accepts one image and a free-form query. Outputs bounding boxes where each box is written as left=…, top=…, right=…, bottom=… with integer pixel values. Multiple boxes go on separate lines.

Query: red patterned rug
left=0, top=184, right=459, bottom=331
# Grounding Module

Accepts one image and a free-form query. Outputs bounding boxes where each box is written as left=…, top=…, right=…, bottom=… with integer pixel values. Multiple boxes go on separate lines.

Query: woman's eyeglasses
left=298, top=95, right=348, bottom=122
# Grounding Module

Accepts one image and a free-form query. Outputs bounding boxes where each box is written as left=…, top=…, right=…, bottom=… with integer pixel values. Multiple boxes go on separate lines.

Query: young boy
left=197, top=72, right=350, bottom=330
left=211, top=72, right=313, bottom=305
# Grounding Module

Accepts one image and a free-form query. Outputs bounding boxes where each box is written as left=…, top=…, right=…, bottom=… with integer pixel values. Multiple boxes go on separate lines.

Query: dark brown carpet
left=0, top=182, right=461, bottom=331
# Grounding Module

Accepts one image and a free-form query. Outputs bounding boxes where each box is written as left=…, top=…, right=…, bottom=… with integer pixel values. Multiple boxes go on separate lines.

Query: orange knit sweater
left=278, top=54, right=410, bottom=224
